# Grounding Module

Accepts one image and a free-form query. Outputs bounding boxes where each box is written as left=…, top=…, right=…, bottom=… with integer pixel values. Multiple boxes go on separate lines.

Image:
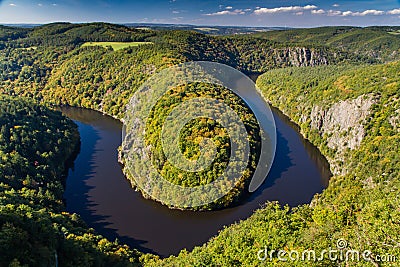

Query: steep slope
left=1, top=24, right=399, bottom=266
left=142, top=61, right=400, bottom=266
left=0, top=96, right=141, bottom=266
left=35, top=30, right=352, bottom=118
left=253, top=26, right=400, bottom=62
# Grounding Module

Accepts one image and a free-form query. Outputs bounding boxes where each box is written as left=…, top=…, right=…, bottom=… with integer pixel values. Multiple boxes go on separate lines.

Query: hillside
left=142, top=61, right=400, bottom=267
left=0, top=23, right=399, bottom=266
left=122, top=82, right=262, bottom=210
left=252, top=26, right=400, bottom=62
left=0, top=96, right=142, bottom=266
left=1, top=24, right=364, bottom=119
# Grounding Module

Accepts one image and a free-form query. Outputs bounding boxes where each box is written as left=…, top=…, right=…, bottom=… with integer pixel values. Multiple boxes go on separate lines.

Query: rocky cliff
left=310, top=94, right=380, bottom=151
left=389, top=98, right=400, bottom=132
left=274, top=47, right=329, bottom=67
left=305, top=94, right=379, bottom=175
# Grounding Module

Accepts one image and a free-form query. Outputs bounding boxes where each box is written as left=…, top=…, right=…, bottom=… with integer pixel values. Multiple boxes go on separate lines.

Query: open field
left=82, top=41, right=153, bottom=50
left=193, top=27, right=219, bottom=32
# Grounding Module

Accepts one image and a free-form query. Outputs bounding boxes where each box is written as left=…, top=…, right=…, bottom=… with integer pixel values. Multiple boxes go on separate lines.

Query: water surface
left=62, top=106, right=330, bottom=257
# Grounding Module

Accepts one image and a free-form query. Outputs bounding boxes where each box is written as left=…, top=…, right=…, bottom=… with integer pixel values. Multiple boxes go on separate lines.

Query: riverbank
left=143, top=61, right=400, bottom=266
left=60, top=104, right=331, bottom=257
left=0, top=97, right=141, bottom=266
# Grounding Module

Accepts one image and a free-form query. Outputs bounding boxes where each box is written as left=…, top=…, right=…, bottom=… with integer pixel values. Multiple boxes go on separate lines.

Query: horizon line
left=1, top=21, right=399, bottom=29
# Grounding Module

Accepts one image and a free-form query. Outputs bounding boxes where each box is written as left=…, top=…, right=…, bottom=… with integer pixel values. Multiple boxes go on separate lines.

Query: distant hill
left=124, top=23, right=288, bottom=35
left=0, top=22, right=399, bottom=266
left=2, top=23, right=399, bottom=62
left=252, top=26, right=400, bottom=61
left=4, top=22, right=287, bottom=35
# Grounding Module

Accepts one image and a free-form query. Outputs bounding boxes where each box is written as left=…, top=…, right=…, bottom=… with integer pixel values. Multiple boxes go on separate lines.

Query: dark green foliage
left=0, top=23, right=399, bottom=266
left=153, top=30, right=357, bottom=73
left=19, top=22, right=155, bottom=48
left=0, top=96, right=141, bottom=266
left=0, top=96, right=78, bottom=195
left=142, top=83, right=261, bottom=210
left=0, top=25, right=29, bottom=42
left=252, top=26, right=400, bottom=62
left=143, top=61, right=400, bottom=267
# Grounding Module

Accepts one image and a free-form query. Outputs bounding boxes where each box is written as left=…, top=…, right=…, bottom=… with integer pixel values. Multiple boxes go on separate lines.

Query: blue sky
left=0, top=0, right=399, bottom=27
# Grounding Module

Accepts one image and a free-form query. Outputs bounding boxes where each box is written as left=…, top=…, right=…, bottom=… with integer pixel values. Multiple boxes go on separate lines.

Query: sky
left=0, top=0, right=399, bottom=27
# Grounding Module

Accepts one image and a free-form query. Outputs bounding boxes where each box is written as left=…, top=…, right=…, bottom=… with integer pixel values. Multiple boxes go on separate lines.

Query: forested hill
left=0, top=97, right=141, bottom=266
left=0, top=23, right=399, bottom=266
left=252, top=26, right=400, bottom=61
left=1, top=23, right=155, bottom=47
left=144, top=60, right=400, bottom=267
left=0, top=23, right=387, bottom=119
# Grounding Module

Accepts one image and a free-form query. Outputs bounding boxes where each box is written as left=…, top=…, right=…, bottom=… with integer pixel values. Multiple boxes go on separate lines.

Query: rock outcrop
left=389, top=98, right=400, bottom=132
left=311, top=95, right=379, bottom=152
left=389, top=109, right=400, bottom=132
left=275, top=47, right=329, bottom=67
left=309, top=94, right=380, bottom=174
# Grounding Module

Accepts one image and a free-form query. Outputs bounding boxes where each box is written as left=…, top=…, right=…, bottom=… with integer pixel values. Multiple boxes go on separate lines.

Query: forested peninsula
left=0, top=23, right=399, bottom=266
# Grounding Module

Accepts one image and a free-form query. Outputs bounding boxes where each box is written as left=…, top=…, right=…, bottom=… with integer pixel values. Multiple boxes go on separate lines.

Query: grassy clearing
left=81, top=41, right=153, bottom=51
left=194, top=27, right=219, bottom=32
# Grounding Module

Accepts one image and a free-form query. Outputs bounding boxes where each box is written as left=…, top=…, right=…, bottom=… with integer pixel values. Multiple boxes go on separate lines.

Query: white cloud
left=341, top=11, right=352, bottom=16
left=323, top=9, right=385, bottom=17
left=172, top=10, right=180, bottom=14
left=207, top=5, right=395, bottom=19
left=9, top=3, right=17, bottom=6
left=342, top=9, right=385, bottom=16
left=388, top=8, right=400, bottom=15
left=205, top=9, right=246, bottom=16
left=254, top=5, right=317, bottom=15
left=327, top=10, right=342, bottom=16
left=311, top=9, right=325, bottom=14
left=358, top=9, right=385, bottom=16
left=333, top=3, right=340, bottom=7
left=52, top=3, right=58, bottom=6
left=299, top=5, right=318, bottom=10
left=38, top=3, right=43, bottom=7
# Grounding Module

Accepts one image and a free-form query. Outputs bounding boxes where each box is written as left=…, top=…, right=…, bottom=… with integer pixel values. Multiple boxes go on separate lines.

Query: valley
left=0, top=23, right=399, bottom=266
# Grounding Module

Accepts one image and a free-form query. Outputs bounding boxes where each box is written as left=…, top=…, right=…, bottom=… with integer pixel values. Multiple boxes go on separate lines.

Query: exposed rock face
left=389, top=109, right=400, bottom=132
left=274, top=47, right=329, bottom=67
left=389, top=98, right=400, bottom=132
left=310, top=94, right=379, bottom=152
left=309, top=94, right=380, bottom=175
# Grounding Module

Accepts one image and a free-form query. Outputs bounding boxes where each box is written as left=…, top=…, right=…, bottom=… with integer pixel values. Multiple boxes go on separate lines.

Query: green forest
left=0, top=96, right=140, bottom=266
left=0, top=23, right=399, bottom=266
left=140, top=82, right=261, bottom=210
left=149, top=60, right=400, bottom=267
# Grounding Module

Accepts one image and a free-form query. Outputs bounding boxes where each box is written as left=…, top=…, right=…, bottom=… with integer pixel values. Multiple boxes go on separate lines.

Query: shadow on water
left=248, top=72, right=330, bottom=189
left=61, top=105, right=332, bottom=257
left=247, top=126, right=293, bottom=202
left=61, top=107, right=155, bottom=254
left=271, top=107, right=331, bottom=188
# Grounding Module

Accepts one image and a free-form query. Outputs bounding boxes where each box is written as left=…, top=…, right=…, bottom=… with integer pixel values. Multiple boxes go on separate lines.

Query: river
left=61, top=105, right=331, bottom=257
